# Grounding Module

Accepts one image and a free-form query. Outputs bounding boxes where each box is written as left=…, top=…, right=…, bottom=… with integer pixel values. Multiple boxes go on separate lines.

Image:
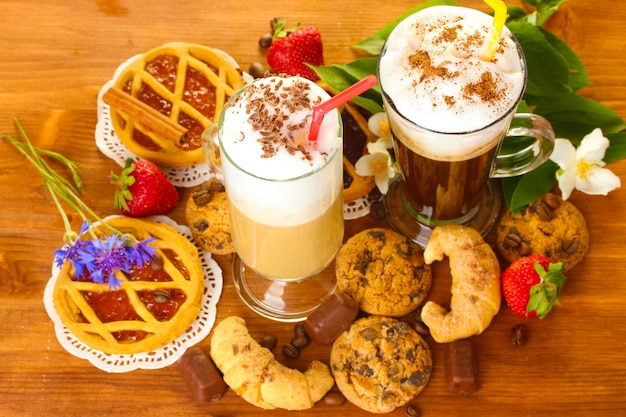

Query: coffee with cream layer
left=379, top=5, right=525, bottom=161
left=217, top=76, right=343, bottom=280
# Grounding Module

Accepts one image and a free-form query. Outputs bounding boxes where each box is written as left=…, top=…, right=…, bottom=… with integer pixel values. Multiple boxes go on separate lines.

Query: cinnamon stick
left=103, top=86, right=188, bottom=146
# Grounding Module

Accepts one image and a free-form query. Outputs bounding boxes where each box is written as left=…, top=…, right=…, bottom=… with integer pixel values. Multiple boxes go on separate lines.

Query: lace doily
left=43, top=215, right=223, bottom=373
left=343, top=196, right=371, bottom=220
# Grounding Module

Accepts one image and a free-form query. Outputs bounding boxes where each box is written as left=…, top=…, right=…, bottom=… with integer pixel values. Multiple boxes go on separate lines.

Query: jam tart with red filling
left=52, top=217, right=205, bottom=354
left=109, top=42, right=245, bottom=167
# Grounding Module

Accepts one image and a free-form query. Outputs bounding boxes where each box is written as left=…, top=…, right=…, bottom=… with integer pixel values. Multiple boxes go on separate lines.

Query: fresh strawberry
left=501, top=255, right=567, bottom=319
left=267, top=20, right=324, bottom=81
left=110, top=158, right=179, bottom=217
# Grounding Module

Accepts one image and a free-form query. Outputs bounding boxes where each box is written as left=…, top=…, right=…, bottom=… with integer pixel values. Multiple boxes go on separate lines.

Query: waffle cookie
left=108, top=42, right=245, bottom=167
left=53, top=217, right=204, bottom=354
left=318, top=81, right=377, bottom=203
left=331, top=316, right=432, bottom=413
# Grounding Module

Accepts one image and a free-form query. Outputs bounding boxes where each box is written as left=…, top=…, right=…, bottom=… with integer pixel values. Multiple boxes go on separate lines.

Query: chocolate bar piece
left=445, top=339, right=479, bottom=395
left=178, top=346, right=228, bottom=402
left=305, top=291, right=359, bottom=345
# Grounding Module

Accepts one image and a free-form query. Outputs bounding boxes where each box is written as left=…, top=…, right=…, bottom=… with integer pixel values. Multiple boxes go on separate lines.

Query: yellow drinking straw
left=483, top=0, right=507, bottom=60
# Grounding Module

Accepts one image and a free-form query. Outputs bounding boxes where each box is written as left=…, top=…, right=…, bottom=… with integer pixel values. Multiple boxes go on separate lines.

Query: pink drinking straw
left=307, top=74, right=378, bottom=144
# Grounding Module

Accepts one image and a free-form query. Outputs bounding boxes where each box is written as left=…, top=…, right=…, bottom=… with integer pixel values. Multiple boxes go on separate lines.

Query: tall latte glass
left=202, top=75, right=344, bottom=321
left=378, top=5, right=555, bottom=247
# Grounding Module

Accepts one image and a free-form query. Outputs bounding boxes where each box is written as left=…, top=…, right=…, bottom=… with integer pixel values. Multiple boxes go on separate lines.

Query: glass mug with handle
left=378, top=5, right=555, bottom=247
left=202, top=75, right=344, bottom=322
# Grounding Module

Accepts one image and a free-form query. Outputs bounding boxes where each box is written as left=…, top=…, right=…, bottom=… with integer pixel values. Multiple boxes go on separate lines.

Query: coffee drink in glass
left=203, top=75, right=343, bottom=321
left=378, top=5, right=555, bottom=247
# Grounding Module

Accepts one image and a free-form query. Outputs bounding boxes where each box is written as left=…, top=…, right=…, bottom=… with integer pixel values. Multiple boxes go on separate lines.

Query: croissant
left=420, top=225, right=501, bottom=343
left=209, top=316, right=334, bottom=410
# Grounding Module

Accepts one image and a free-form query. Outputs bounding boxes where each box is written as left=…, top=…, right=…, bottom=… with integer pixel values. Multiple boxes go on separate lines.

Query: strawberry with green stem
left=501, top=255, right=567, bottom=319
left=110, top=158, right=179, bottom=218
left=267, top=19, right=324, bottom=81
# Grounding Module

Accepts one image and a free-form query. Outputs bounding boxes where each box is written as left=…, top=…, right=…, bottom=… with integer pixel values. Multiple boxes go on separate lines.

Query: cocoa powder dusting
left=463, top=72, right=503, bottom=103
left=408, top=51, right=455, bottom=83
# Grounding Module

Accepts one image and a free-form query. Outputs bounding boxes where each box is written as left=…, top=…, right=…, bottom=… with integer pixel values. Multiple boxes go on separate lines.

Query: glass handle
left=492, top=113, right=555, bottom=178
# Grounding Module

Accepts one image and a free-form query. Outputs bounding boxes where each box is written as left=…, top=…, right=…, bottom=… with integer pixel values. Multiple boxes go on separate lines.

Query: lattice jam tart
left=318, top=81, right=377, bottom=203
left=53, top=217, right=205, bottom=354
left=109, top=42, right=245, bottom=167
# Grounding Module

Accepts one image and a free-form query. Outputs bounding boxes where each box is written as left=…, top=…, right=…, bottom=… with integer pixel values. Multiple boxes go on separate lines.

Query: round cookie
left=330, top=316, right=432, bottom=413
left=335, top=228, right=431, bottom=316
left=496, top=193, right=589, bottom=271
left=185, top=179, right=235, bottom=255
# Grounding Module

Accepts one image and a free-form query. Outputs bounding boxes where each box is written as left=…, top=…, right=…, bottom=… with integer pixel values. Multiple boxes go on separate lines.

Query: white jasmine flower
left=355, top=138, right=396, bottom=194
left=368, top=112, right=391, bottom=138
left=549, top=128, right=621, bottom=200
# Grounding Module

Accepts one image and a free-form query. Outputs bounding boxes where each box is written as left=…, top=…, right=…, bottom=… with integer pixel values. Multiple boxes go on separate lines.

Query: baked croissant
left=420, top=225, right=501, bottom=343
left=209, top=316, right=334, bottom=410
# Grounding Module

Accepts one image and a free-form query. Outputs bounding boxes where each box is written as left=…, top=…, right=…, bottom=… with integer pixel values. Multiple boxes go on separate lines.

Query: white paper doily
left=343, top=196, right=371, bottom=220
left=43, top=215, right=223, bottom=373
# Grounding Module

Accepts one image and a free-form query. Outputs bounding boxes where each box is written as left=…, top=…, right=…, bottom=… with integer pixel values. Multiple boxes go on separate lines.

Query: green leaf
left=352, top=0, right=460, bottom=55
left=523, top=0, right=569, bottom=26
left=539, top=28, right=589, bottom=92
left=605, top=132, right=626, bottom=163
left=508, top=21, right=571, bottom=98
left=534, top=94, right=626, bottom=141
left=500, top=161, right=558, bottom=212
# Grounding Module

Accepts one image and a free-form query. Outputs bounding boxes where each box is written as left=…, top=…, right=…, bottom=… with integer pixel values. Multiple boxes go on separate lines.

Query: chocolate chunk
left=445, top=340, right=479, bottom=395
left=178, top=346, right=228, bottom=402
left=305, top=291, right=359, bottom=345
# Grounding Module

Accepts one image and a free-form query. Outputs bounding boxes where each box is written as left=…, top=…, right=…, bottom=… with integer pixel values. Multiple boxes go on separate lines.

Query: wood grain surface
left=1, top=1, right=626, bottom=416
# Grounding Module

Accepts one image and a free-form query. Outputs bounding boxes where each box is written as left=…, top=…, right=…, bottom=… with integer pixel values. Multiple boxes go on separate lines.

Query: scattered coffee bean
left=405, top=404, right=420, bottom=417
left=291, top=334, right=310, bottom=349
left=249, top=62, right=267, bottom=79
left=369, top=199, right=386, bottom=221
left=323, top=391, right=346, bottom=406
left=282, top=343, right=299, bottom=359
left=259, top=334, right=277, bottom=351
left=541, top=192, right=562, bottom=210
left=294, top=321, right=308, bottom=337
left=258, top=33, right=273, bottom=49
left=153, top=289, right=172, bottom=304
left=510, top=324, right=527, bottom=347
left=412, top=320, right=430, bottom=336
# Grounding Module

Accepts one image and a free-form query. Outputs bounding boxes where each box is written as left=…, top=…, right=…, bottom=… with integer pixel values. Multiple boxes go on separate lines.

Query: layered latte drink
left=379, top=6, right=526, bottom=224
left=214, top=76, right=343, bottom=281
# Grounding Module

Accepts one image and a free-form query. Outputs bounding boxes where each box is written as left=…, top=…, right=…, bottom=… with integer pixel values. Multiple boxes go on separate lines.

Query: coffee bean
left=282, top=343, right=299, bottom=359
left=258, top=33, right=273, bottom=49
left=412, top=320, right=430, bottom=336
left=323, top=391, right=345, bottom=406
left=153, top=289, right=172, bottom=304
left=370, top=199, right=386, bottom=221
left=259, top=334, right=277, bottom=351
left=405, top=404, right=420, bottom=417
left=249, top=62, right=266, bottom=79
left=511, top=324, right=527, bottom=347
left=294, top=321, right=308, bottom=337
left=291, top=334, right=310, bottom=349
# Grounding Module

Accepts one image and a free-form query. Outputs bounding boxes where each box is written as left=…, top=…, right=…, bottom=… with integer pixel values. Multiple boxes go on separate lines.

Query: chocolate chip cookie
left=496, top=193, right=589, bottom=271
left=185, top=179, right=235, bottom=255
left=335, top=228, right=431, bottom=316
left=330, top=316, right=432, bottom=413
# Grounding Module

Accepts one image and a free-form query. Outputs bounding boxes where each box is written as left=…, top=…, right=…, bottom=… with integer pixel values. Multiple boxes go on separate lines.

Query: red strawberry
left=267, top=20, right=324, bottom=81
left=110, top=158, right=179, bottom=217
left=501, top=255, right=567, bottom=319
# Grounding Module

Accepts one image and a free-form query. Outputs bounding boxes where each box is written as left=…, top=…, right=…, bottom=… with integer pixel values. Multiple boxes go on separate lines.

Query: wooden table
left=2, top=1, right=626, bottom=416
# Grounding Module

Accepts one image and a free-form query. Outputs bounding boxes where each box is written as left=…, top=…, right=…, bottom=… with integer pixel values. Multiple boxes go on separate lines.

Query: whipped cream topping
left=379, top=6, right=525, bottom=137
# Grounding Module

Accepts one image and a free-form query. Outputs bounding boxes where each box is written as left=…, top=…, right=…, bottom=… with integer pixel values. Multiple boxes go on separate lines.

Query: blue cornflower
left=125, top=236, right=157, bottom=267
left=87, top=234, right=132, bottom=288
